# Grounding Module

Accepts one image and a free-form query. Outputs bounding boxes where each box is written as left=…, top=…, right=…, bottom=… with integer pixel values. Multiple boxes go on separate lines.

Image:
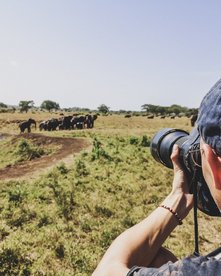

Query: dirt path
left=0, top=133, right=92, bottom=181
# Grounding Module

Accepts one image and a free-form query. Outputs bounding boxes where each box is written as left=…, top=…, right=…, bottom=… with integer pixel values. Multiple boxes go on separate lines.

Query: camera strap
left=192, top=168, right=200, bottom=256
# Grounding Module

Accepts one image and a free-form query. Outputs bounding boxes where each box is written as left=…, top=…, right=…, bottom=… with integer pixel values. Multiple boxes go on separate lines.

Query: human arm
left=92, top=145, right=193, bottom=276
left=148, top=246, right=178, bottom=268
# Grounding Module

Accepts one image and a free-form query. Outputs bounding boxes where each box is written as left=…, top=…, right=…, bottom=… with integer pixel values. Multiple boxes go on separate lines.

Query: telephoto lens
left=150, top=128, right=189, bottom=169
left=150, top=127, right=221, bottom=217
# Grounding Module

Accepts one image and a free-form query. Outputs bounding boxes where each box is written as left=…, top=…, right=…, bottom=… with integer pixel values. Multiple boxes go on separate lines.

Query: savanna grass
left=0, top=114, right=220, bottom=275
left=0, top=137, right=57, bottom=169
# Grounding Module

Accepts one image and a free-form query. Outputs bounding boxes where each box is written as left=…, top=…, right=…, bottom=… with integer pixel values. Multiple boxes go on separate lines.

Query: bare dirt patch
left=0, top=133, right=91, bottom=180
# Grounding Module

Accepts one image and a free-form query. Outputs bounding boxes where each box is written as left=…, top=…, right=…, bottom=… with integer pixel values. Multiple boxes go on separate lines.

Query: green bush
left=91, top=138, right=112, bottom=161
left=140, top=135, right=151, bottom=147
left=14, top=139, right=45, bottom=161
left=0, top=247, right=32, bottom=275
left=129, top=136, right=139, bottom=145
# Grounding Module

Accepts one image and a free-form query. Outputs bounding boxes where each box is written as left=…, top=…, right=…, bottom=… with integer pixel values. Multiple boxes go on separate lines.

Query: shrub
left=75, top=159, right=89, bottom=177
left=0, top=248, right=32, bottom=275
left=8, top=185, right=27, bottom=204
left=91, top=138, right=112, bottom=161
left=140, top=135, right=151, bottom=147
left=129, top=136, right=139, bottom=145
left=57, top=162, right=69, bottom=174
left=14, top=139, right=45, bottom=161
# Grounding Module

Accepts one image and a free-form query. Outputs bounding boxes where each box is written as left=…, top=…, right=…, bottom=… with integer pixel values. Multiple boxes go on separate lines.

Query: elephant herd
left=18, top=114, right=98, bottom=133
left=39, top=114, right=98, bottom=131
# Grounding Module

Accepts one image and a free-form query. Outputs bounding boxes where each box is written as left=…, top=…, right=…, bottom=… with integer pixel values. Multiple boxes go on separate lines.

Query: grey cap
left=197, top=78, right=221, bottom=156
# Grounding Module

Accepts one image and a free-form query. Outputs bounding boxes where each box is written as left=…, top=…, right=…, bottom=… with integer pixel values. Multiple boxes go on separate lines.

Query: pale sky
left=1, top=1, right=221, bottom=111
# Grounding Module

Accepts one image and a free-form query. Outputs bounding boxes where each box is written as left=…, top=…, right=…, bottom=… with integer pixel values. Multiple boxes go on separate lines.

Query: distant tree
left=119, top=109, right=127, bottom=114
left=0, top=102, right=7, bottom=108
left=167, top=104, right=188, bottom=115
left=141, top=104, right=159, bottom=115
left=142, top=103, right=189, bottom=116
left=97, top=104, right=110, bottom=114
left=19, top=100, right=34, bottom=113
left=186, top=108, right=198, bottom=117
left=40, top=100, right=60, bottom=112
left=155, top=106, right=167, bottom=115
left=62, top=107, right=91, bottom=112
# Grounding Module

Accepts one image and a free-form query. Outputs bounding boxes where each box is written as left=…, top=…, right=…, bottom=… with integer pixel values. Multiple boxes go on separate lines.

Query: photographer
left=93, top=78, right=221, bottom=276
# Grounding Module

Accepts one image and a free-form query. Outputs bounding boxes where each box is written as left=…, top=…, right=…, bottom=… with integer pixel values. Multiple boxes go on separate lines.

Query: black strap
left=206, top=246, right=221, bottom=258
left=192, top=168, right=200, bottom=256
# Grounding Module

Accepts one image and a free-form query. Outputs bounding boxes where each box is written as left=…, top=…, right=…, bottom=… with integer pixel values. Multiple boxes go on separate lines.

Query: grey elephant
left=19, top=118, right=36, bottom=133
left=59, top=116, right=73, bottom=130
left=85, top=114, right=97, bottom=128
left=39, top=118, right=60, bottom=131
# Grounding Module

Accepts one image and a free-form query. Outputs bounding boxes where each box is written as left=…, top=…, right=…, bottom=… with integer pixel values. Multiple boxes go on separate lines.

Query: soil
left=0, top=133, right=92, bottom=181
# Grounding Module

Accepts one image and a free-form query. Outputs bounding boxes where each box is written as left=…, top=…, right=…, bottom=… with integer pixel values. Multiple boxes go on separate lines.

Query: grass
left=0, top=137, right=58, bottom=169
left=0, top=112, right=220, bottom=275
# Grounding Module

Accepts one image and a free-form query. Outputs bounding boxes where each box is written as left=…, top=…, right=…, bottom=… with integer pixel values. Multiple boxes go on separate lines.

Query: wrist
left=159, top=204, right=183, bottom=225
left=161, top=193, right=191, bottom=220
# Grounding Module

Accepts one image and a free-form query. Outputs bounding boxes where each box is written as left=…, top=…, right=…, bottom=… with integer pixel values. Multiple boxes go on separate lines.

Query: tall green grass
left=0, top=116, right=220, bottom=275
left=0, top=134, right=167, bottom=274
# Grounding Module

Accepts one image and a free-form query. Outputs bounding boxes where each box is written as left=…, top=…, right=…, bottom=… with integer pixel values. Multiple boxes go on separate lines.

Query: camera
left=150, top=127, right=220, bottom=217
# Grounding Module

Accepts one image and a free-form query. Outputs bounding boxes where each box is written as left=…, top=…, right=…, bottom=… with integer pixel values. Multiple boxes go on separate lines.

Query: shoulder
left=127, top=256, right=221, bottom=276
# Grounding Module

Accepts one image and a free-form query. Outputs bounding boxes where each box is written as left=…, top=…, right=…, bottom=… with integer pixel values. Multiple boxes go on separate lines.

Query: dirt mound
left=0, top=133, right=91, bottom=180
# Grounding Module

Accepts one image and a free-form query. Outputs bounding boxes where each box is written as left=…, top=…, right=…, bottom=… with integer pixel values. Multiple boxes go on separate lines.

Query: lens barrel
left=150, top=127, right=221, bottom=217
left=150, top=128, right=189, bottom=169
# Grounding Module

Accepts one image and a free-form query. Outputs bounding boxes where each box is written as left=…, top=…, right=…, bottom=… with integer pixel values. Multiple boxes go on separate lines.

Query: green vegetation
left=40, top=100, right=60, bottom=112
left=141, top=103, right=197, bottom=116
left=19, top=101, right=34, bottom=113
left=0, top=116, right=219, bottom=275
left=0, top=102, right=7, bottom=108
left=0, top=99, right=198, bottom=117
left=97, top=104, right=110, bottom=114
left=0, top=138, right=57, bottom=169
left=0, top=134, right=163, bottom=275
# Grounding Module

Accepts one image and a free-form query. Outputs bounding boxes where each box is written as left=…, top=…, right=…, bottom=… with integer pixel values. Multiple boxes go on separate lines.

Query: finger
left=170, top=144, right=182, bottom=172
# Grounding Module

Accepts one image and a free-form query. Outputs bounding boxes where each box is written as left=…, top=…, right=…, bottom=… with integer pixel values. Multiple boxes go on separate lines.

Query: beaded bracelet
left=159, top=204, right=183, bottom=225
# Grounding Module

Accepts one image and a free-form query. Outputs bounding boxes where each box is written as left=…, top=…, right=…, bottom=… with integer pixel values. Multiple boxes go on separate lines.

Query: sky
left=1, top=1, right=221, bottom=111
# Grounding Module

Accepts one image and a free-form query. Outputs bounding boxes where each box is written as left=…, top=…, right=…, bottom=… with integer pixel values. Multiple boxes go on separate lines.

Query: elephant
left=190, top=113, right=198, bottom=127
left=85, top=114, right=94, bottom=128
left=39, top=120, right=47, bottom=131
left=75, top=116, right=86, bottom=129
left=67, top=115, right=86, bottom=130
left=59, top=116, right=73, bottom=130
left=52, top=118, right=61, bottom=130
left=70, top=116, right=79, bottom=129
left=46, top=118, right=60, bottom=131
left=39, top=118, right=61, bottom=131
left=85, top=114, right=98, bottom=128
left=19, top=118, right=36, bottom=133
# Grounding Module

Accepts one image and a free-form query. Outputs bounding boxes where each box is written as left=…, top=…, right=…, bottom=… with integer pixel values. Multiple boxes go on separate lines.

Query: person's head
left=197, top=79, right=221, bottom=209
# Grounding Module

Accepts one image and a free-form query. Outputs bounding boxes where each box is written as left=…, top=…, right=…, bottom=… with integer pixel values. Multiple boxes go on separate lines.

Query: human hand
left=170, top=144, right=190, bottom=194
left=163, top=144, right=193, bottom=219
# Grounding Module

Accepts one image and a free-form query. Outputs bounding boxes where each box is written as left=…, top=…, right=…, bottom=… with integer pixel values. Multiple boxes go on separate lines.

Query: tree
left=141, top=103, right=190, bottom=116
left=167, top=104, right=188, bottom=115
left=19, top=100, right=34, bottom=113
left=141, top=104, right=159, bottom=115
left=40, top=100, right=60, bottom=112
left=97, top=104, right=110, bottom=114
left=0, top=102, right=7, bottom=108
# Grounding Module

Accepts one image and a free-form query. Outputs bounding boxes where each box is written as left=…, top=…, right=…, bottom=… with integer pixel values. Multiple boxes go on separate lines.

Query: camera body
left=150, top=127, right=220, bottom=217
